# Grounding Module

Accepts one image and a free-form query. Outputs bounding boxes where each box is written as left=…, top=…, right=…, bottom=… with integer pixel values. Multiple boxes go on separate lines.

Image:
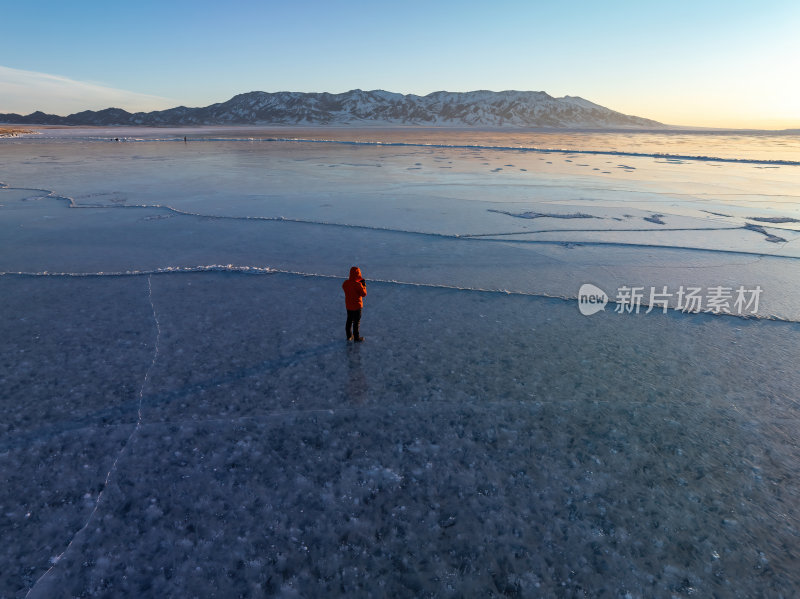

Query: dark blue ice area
left=2, top=134, right=800, bottom=597
left=2, top=273, right=799, bottom=597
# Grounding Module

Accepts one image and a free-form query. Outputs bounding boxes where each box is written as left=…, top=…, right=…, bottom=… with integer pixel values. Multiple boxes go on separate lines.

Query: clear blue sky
left=2, top=0, right=799, bottom=128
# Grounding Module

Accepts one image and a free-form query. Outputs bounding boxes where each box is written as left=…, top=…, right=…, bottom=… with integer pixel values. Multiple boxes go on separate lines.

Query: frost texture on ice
left=22, top=275, right=161, bottom=599
left=2, top=131, right=800, bottom=597
left=2, top=272, right=799, bottom=597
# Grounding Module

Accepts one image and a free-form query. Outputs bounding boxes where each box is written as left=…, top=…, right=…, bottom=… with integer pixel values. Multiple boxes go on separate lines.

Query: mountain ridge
left=0, top=89, right=663, bottom=129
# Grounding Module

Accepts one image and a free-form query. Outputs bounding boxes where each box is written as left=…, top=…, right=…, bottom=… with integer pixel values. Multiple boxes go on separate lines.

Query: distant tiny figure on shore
left=343, top=266, right=367, bottom=342
left=184, top=136, right=187, bottom=143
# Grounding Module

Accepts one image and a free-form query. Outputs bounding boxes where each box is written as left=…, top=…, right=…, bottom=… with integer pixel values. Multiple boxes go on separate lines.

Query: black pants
left=346, top=309, right=362, bottom=339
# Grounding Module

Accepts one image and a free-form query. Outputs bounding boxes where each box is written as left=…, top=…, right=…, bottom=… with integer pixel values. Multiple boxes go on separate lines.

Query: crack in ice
left=461, top=226, right=746, bottom=238
left=4, top=183, right=800, bottom=260
left=24, top=275, right=161, bottom=598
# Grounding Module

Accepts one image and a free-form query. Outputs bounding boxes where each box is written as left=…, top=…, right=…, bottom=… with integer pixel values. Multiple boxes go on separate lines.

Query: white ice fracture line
left=25, top=275, right=162, bottom=598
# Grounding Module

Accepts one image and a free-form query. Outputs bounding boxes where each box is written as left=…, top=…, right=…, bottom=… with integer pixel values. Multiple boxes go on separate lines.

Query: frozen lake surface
left=1, top=128, right=799, bottom=597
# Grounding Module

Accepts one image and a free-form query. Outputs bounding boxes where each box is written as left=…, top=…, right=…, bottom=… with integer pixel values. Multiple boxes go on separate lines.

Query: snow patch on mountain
left=0, top=90, right=663, bottom=129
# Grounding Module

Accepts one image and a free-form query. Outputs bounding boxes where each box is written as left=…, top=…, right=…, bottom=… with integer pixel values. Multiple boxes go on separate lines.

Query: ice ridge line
left=13, top=134, right=800, bottom=165
left=0, top=264, right=279, bottom=277
left=6, top=185, right=799, bottom=260
left=260, top=138, right=800, bottom=166
left=24, top=275, right=162, bottom=598
left=273, top=137, right=794, bottom=167
left=15, top=135, right=799, bottom=165
left=0, top=266, right=796, bottom=325
left=30, top=188, right=466, bottom=240
left=460, top=237, right=798, bottom=259
left=156, top=206, right=800, bottom=255
left=49, top=203, right=800, bottom=262
left=462, top=226, right=746, bottom=237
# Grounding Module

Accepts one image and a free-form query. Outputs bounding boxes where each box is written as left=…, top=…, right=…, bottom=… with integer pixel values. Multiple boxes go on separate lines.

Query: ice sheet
left=2, top=129, right=799, bottom=597
left=2, top=273, right=799, bottom=597
left=2, top=183, right=799, bottom=321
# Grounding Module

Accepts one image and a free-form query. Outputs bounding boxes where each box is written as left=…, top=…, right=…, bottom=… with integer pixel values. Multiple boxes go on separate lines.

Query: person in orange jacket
left=342, top=266, right=367, bottom=342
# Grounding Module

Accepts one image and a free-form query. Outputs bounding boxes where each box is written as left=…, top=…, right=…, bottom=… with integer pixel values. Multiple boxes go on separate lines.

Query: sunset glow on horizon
left=1, top=0, right=798, bottom=130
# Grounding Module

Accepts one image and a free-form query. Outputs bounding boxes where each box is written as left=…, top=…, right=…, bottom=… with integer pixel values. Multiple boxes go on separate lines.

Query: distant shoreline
left=4, top=125, right=796, bottom=165
left=0, top=126, right=34, bottom=137
left=2, top=123, right=798, bottom=135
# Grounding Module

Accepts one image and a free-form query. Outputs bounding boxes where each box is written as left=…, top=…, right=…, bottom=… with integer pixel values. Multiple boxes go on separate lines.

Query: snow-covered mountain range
left=0, top=89, right=662, bottom=128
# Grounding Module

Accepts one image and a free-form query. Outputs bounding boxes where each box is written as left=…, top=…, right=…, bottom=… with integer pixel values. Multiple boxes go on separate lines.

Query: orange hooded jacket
left=342, top=266, right=367, bottom=310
